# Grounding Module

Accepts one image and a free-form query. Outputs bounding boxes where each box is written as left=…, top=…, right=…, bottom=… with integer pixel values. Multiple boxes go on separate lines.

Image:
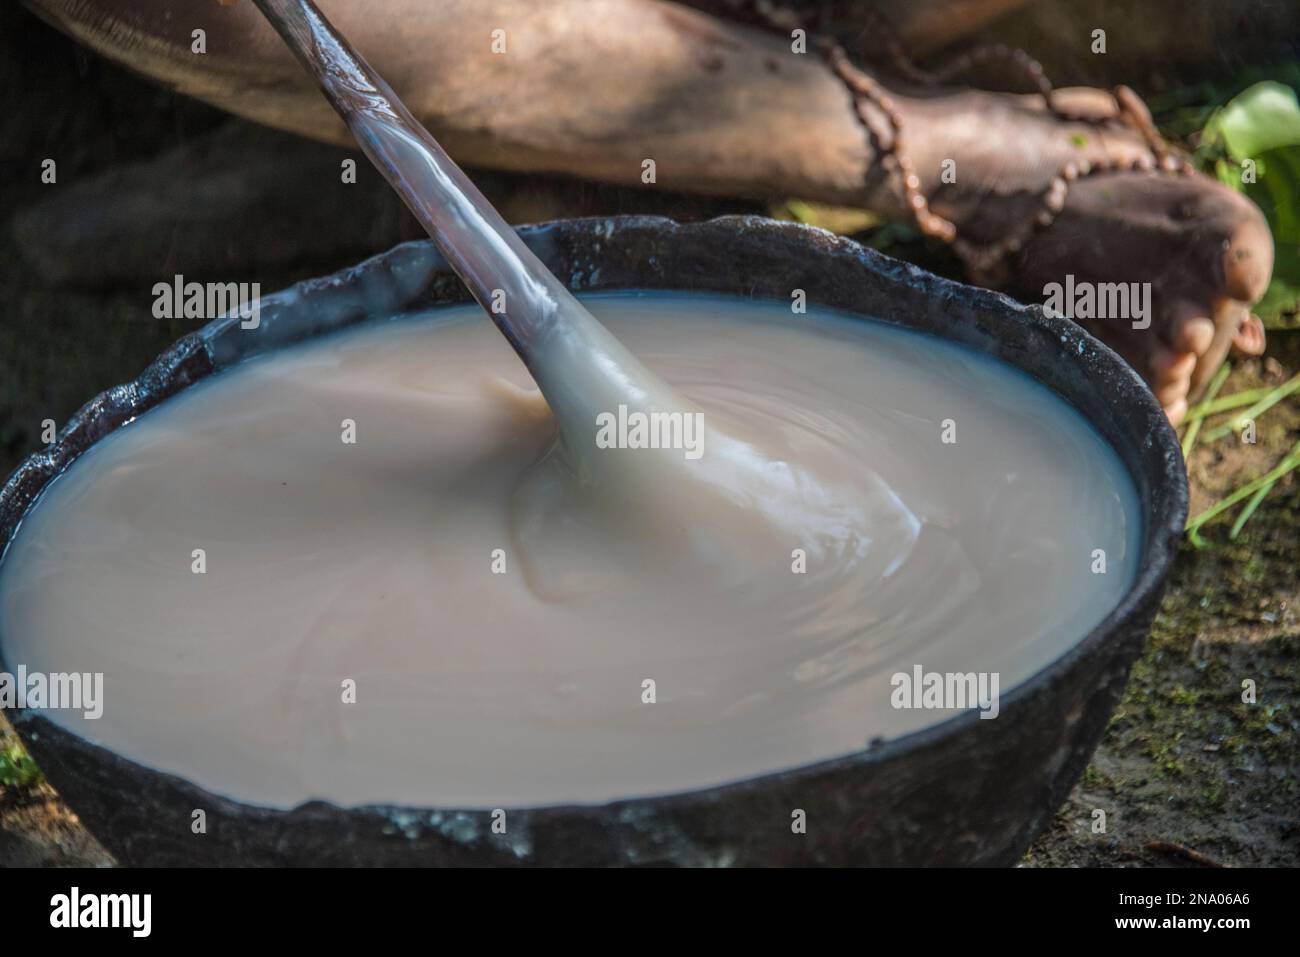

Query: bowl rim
left=0, top=213, right=1189, bottom=817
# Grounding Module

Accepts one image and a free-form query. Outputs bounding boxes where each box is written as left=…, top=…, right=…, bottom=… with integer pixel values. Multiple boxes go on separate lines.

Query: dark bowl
left=0, top=215, right=1187, bottom=866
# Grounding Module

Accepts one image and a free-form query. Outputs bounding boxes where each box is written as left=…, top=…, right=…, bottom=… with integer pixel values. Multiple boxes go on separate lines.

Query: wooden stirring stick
left=249, top=0, right=588, bottom=358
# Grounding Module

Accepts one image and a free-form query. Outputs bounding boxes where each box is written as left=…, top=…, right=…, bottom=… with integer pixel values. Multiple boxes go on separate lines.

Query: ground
left=1024, top=349, right=1300, bottom=868
left=0, top=5, right=1296, bottom=867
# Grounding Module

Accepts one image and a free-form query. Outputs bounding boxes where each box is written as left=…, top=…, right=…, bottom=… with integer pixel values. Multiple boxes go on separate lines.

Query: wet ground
left=1, top=5, right=1295, bottom=867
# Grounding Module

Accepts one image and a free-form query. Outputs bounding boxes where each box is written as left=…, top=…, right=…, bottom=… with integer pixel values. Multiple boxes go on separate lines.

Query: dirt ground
left=1, top=5, right=1296, bottom=867
left=1024, top=348, right=1300, bottom=868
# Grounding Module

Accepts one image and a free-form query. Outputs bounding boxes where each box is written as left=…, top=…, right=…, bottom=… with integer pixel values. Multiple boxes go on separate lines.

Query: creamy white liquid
left=0, top=294, right=1139, bottom=809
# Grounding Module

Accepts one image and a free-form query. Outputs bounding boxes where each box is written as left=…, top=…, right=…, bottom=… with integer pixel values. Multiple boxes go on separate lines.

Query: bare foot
left=1002, top=172, right=1273, bottom=425
left=892, top=87, right=1275, bottom=425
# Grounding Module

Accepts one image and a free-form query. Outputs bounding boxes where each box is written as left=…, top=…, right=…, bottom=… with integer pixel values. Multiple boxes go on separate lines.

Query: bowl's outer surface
left=0, top=216, right=1187, bottom=866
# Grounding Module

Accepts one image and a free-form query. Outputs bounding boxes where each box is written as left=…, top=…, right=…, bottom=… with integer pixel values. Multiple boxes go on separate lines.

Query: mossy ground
left=1, top=5, right=1296, bottom=867
left=1025, top=353, right=1299, bottom=867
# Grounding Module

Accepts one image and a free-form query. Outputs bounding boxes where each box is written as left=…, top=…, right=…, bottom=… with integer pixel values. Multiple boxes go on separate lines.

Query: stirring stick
left=248, top=0, right=678, bottom=450
left=246, top=0, right=883, bottom=575
left=249, top=0, right=559, bottom=349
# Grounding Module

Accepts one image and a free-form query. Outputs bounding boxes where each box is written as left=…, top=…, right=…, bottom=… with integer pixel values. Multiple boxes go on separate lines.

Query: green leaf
left=769, top=199, right=882, bottom=236
left=1202, top=82, right=1300, bottom=159
left=1243, top=148, right=1300, bottom=244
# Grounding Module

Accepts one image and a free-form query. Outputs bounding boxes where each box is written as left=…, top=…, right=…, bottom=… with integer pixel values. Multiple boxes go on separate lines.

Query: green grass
left=1186, top=438, right=1300, bottom=546
left=0, top=739, right=43, bottom=790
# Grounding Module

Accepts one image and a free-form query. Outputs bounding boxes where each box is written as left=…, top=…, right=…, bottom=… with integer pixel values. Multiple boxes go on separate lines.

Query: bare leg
left=26, top=0, right=1275, bottom=421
